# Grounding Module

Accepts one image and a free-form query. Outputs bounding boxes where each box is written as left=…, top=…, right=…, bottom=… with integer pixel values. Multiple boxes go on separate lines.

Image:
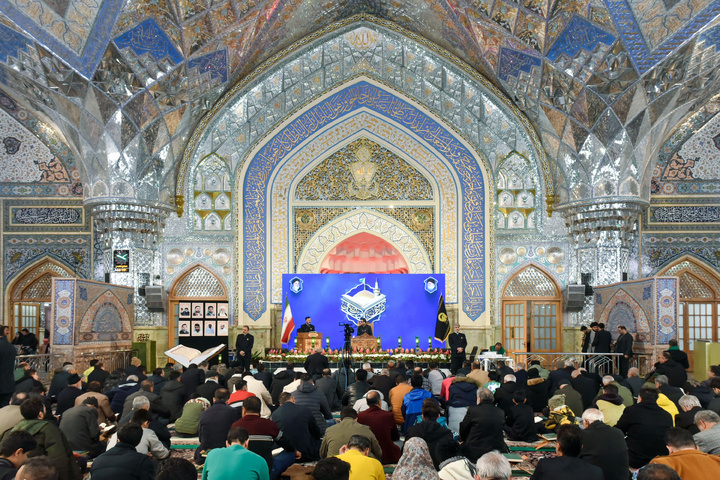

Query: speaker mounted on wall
left=144, top=286, right=165, bottom=312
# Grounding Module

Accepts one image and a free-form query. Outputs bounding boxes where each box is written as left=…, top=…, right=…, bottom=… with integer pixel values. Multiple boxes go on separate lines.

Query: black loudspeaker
left=104, top=272, right=111, bottom=283
left=622, top=272, right=628, bottom=282
left=565, top=285, right=586, bottom=312
left=144, top=286, right=165, bottom=311
left=581, top=273, right=594, bottom=296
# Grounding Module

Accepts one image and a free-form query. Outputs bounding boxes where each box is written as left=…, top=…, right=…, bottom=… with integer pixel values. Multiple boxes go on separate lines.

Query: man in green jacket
left=6, top=397, right=81, bottom=480
left=201, top=426, right=269, bottom=480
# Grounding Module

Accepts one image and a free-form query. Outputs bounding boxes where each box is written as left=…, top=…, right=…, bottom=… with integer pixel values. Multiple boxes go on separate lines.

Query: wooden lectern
left=297, top=332, right=323, bottom=352
left=351, top=333, right=377, bottom=351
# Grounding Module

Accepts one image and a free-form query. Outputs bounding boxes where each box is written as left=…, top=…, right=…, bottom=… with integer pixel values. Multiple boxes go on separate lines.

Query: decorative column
left=88, top=202, right=173, bottom=325
left=560, top=201, right=646, bottom=323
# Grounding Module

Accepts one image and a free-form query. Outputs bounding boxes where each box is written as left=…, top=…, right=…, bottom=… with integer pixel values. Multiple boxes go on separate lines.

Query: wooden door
left=503, top=301, right=526, bottom=352
left=530, top=301, right=560, bottom=353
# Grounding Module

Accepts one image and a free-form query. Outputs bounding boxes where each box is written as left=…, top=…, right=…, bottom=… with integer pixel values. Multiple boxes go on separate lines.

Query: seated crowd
left=2, top=342, right=720, bottom=480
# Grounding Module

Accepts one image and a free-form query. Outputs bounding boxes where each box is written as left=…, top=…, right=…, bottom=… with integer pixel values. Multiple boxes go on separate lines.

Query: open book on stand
left=165, top=344, right=225, bottom=368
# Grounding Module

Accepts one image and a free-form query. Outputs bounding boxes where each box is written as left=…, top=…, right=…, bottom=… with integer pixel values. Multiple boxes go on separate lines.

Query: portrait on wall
left=192, top=322, right=203, bottom=336
left=205, top=321, right=216, bottom=336
left=217, top=303, right=229, bottom=319
left=205, top=303, right=217, bottom=318
left=290, top=276, right=303, bottom=294
left=217, top=320, right=228, bottom=336
left=179, top=302, right=191, bottom=318
left=178, top=322, right=191, bottom=337
left=192, top=303, right=204, bottom=318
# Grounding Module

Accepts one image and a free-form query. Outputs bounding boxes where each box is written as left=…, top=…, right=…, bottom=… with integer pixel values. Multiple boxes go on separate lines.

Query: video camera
left=339, top=322, right=355, bottom=336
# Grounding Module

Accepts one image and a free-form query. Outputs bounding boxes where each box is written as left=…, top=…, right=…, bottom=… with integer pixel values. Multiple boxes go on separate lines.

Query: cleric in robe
left=298, top=316, right=315, bottom=333
left=357, top=318, right=373, bottom=336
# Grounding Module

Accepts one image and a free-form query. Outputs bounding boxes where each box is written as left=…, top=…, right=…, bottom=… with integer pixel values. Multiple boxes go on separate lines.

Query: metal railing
left=78, top=349, right=134, bottom=373
left=511, top=352, right=652, bottom=376
left=14, top=354, right=63, bottom=383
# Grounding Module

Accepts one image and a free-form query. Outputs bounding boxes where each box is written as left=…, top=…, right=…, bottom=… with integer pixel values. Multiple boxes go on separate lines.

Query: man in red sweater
left=357, top=391, right=400, bottom=464
left=232, top=397, right=299, bottom=480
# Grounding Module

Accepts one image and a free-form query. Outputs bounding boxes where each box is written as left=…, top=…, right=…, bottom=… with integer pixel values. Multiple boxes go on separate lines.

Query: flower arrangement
left=265, top=347, right=451, bottom=363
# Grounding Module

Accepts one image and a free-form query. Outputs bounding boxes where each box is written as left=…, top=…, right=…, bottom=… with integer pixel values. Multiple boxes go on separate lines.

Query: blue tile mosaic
left=497, top=47, right=541, bottom=82
left=188, top=50, right=228, bottom=83
left=0, top=24, right=28, bottom=63
left=114, top=19, right=183, bottom=65
left=547, top=16, right=616, bottom=62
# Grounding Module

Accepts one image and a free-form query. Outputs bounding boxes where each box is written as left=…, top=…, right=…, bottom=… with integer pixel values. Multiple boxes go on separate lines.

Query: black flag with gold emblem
left=434, top=294, right=450, bottom=342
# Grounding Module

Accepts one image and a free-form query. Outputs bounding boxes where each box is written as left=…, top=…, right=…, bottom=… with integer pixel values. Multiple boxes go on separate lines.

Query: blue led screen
left=281, top=273, right=446, bottom=350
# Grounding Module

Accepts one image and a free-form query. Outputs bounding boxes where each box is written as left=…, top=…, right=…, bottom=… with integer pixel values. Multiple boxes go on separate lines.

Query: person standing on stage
left=235, top=326, right=254, bottom=372
left=357, top=318, right=373, bottom=336
left=448, top=324, right=467, bottom=375
left=615, top=325, right=634, bottom=378
left=298, top=317, right=315, bottom=333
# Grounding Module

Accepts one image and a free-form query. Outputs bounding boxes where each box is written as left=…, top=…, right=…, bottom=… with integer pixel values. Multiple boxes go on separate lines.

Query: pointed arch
left=501, top=263, right=562, bottom=354
left=656, top=255, right=720, bottom=368
left=4, top=256, right=76, bottom=341
left=169, top=263, right=229, bottom=299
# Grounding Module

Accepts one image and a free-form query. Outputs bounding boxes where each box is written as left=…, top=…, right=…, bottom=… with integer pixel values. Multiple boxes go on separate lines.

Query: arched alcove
left=501, top=264, right=562, bottom=353
left=4, top=257, right=76, bottom=343
left=657, top=256, right=720, bottom=369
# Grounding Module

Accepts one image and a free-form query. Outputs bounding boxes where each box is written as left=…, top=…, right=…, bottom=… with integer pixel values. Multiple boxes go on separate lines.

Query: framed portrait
left=191, top=302, right=204, bottom=318
left=179, top=302, right=191, bottom=318
left=217, top=320, right=229, bottom=336
left=204, top=321, right=217, bottom=337
left=178, top=322, right=191, bottom=337
left=191, top=322, right=203, bottom=336
left=217, top=303, right=229, bottom=319
left=205, top=303, right=217, bottom=318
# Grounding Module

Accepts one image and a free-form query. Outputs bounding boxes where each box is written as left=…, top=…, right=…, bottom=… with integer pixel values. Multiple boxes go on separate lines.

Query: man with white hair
left=694, top=409, right=720, bottom=454
left=362, top=362, right=375, bottom=380
left=579, top=408, right=629, bottom=480
left=493, top=374, right=518, bottom=418
left=676, top=395, right=702, bottom=434
left=595, top=374, right=633, bottom=406
left=304, top=346, right=329, bottom=379
left=475, top=451, right=511, bottom=480
left=622, top=366, right=644, bottom=397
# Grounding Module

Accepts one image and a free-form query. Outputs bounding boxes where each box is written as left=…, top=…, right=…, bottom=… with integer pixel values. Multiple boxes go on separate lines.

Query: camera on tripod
left=339, top=322, right=355, bottom=336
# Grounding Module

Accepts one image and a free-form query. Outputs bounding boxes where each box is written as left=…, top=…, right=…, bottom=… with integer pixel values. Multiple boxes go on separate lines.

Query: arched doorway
left=501, top=264, right=562, bottom=354
left=658, top=256, right=720, bottom=370
left=5, top=257, right=75, bottom=343
left=167, top=264, right=229, bottom=349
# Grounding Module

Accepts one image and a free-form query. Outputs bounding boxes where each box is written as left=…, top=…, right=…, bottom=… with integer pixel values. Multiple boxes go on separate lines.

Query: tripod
left=339, top=330, right=355, bottom=390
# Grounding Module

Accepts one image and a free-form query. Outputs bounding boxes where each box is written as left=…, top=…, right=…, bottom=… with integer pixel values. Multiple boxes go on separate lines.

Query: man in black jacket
left=159, top=370, right=185, bottom=421
left=0, top=430, right=37, bottom=480
left=235, top=326, right=254, bottom=372
left=579, top=408, right=629, bottom=480
left=195, top=370, right=222, bottom=402
left=316, top=369, right=341, bottom=411
left=254, top=363, right=273, bottom=391
left=447, top=324, right=467, bottom=375
left=648, top=352, right=687, bottom=388
left=195, top=389, right=240, bottom=465
left=341, top=369, right=370, bottom=407
left=304, top=347, right=329, bottom=379
left=615, top=325, right=634, bottom=378
left=405, top=399, right=452, bottom=469
left=90, top=423, right=156, bottom=480
left=271, top=392, right=321, bottom=461
left=459, top=388, right=507, bottom=462
left=616, top=387, right=674, bottom=468
left=270, top=364, right=295, bottom=405
left=667, top=339, right=690, bottom=369
left=531, top=424, right=603, bottom=480
left=180, top=363, right=205, bottom=399
left=0, top=329, right=17, bottom=407
left=591, top=323, right=612, bottom=353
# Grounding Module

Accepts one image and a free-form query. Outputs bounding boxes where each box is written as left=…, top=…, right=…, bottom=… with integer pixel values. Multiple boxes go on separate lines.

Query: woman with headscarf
left=394, top=437, right=440, bottom=480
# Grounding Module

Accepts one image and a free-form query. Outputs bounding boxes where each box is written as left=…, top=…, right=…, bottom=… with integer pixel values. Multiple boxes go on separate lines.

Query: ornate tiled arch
left=296, top=209, right=431, bottom=275
left=238, top=79, right=488, bottom=321
left=182, top=22, right=549, bottom=322
left=269, top=109, right=459, bottom=304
